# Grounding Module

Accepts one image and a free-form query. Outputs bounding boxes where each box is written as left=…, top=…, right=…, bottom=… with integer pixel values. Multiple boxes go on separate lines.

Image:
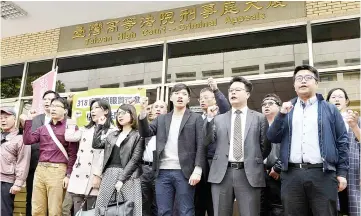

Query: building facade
left=1, top=1, right=360, bottom=215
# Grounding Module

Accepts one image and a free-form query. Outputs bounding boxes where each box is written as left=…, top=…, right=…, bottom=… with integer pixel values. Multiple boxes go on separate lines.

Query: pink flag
left=31, top=70, right=56, bottom=114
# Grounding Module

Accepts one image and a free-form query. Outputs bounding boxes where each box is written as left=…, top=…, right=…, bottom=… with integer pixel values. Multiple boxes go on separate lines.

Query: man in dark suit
left=204, top=76, right=271, bottom=216
left=19, top=90, right=60, bottom=216
left=138, top=83, right=205, bottom=216
left=195, top=77, right=230, bottom=216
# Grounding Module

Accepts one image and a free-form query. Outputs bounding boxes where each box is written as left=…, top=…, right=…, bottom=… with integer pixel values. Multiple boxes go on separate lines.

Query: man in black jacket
left=261, top=94, right=283, bottom=216
left=138, top=83, right=205, bottom=216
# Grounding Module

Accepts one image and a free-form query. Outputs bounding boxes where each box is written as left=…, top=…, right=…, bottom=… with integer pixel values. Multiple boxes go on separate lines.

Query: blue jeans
left=156, top=170, right=195, bottom=216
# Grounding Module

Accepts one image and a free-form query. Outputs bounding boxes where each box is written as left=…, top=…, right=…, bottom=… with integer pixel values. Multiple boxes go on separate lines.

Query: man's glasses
left=261, top=101, right=277, bottom=107
left=294, top=75, right=316, bottom=82
left=50, top=104, right=64, bottom=109
left=228, top=88, right=246, bottom=93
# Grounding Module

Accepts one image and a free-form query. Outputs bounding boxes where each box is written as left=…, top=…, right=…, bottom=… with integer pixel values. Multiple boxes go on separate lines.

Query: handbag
left=76, top=188, right=134, bottom=216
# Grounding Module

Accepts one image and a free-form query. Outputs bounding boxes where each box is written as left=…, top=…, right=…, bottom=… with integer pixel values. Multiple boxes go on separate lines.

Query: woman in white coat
left=65, top=99, right=116, bottom=213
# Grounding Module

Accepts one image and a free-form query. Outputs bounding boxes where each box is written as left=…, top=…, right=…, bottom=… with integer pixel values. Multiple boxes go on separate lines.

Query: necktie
left=233, top=110, right=243, bottom=161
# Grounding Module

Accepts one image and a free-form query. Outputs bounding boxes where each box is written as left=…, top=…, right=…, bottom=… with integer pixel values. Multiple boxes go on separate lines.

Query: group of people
left=0, top=64, right=360, bottom=216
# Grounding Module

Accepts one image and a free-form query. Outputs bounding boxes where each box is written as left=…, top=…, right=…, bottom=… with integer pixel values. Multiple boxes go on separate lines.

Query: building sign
left=58, top=1, right=305, bottom=52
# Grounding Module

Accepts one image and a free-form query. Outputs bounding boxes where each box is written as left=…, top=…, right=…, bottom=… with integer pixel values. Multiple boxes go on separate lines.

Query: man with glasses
left=21, top=97, right=78, bottom=216
left=19, top=90, right=59, bottom=216
left=204, top=76, right=271, bottom=216
left=195, top=77, right=229, bottom=216
left=267, top=65, right=349, bottom=216
left=261, top=94, right=283, bottom=216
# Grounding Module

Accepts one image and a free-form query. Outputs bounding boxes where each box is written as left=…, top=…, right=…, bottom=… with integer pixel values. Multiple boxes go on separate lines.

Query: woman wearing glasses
left=65, top=99, right=116, bottom=214
left=326, top=88, right=360, bottom=216
left=93, top=104, right=144, bottom=216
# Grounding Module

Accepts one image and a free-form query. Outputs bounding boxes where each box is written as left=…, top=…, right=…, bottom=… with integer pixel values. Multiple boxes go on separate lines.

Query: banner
left=72, top=88, right=146, bottom=127
left=31, top=70, right=56, bottom=113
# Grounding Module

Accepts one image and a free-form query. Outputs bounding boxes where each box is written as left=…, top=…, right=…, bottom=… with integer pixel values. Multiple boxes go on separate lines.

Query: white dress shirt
left=143, top=136, right=156, bottom=162
left=290, top=96, right=322, bottom=164
left=229, top=107, right=248, bottom=162
left=45, top=115, right=51, bottom=125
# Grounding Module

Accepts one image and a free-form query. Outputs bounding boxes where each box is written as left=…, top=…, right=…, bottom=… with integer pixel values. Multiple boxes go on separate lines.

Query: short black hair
left=51, top=97, right=69, bottom=111
left=200, top=87, right=213, bottom=94
left=262, top=93, right=282, bottom=106
left=326, top=88, right=350, bottom=106
left=171, top=83, right=190, bottom=96
left=230, top=76, right=253, bottom=93
left=43, top=90, right=60, bottom=99
left=293, top=65, right=319, bottom=81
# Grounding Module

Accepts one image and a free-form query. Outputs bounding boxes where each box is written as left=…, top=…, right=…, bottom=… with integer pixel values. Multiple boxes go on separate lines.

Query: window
left=56, top=45, right=163, bottom=93
left=312, top=18, right=360, bottom=69
left=319, top=73, right=337, bottom=82
left=1, top=64, right=24, bottom=99
left=167, top=26, right=308, bottom=82
left=24, top=60, right=54, bottom=96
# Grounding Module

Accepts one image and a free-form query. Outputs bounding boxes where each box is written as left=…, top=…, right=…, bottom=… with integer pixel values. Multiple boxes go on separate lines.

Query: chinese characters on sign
left=59, top=1, right=304, bottom=51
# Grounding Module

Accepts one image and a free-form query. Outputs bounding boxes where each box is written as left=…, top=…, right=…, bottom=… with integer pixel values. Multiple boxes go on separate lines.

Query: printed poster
left=72, top=88, right=146, bottom=127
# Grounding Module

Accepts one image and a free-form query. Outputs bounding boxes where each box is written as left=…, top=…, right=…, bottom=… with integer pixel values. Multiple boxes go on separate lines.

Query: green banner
left=72, top=88, right=146, bottom=127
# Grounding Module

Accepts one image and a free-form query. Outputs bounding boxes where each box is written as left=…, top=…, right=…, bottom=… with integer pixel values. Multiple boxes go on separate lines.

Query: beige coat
left=65, top=125, right=116, bottom=196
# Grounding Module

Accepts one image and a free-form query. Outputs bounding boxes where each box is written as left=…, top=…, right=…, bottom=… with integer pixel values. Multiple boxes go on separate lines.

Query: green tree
left=0, top=75, right=66, bottom=99
left=0, top=77, right=22, bottom=99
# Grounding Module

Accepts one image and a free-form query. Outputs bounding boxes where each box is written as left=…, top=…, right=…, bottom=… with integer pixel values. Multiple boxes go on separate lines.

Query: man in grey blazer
left=138, top=83, right=205, bottom=216
left=19, top=90, right=60, bottom=216
left=204, top=76, right=271, bottom=216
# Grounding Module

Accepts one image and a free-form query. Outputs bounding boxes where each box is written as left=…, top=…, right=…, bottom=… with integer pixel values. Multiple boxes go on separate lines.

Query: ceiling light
left=1, top=1, right=27, bottom=20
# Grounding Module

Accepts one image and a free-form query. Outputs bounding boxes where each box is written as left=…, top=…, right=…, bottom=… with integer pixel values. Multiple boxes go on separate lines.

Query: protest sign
left=72, top=88, right=146, bottom=126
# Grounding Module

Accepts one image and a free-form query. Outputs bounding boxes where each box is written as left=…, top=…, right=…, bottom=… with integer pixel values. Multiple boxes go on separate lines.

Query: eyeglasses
left=294, top=75, right=317, bottom=82
left=117, top=110, right=129, bottom=116
left=50, top=104, right=64, bottom=109
left=228, top=88, right=246, bottom=93
left=330, top=95, right=345, bottom=99
left=198, top=96, right=214, bottom=102
left=261, top=101, right=277, bottom=107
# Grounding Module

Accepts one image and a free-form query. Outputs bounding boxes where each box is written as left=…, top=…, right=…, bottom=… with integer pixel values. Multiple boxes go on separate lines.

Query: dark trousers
left=1, top=182, right=15, bottom=216
left=26, top=168, right=36, bottom=216
left=281, top=168, right=338, bottom=216
left=338, top=187, right=349, bottom=215
left=72, top=194, right=97, bottom=214
left=141, top=164, right=158, bottom=216
left=156, top=170, right=195, bottom=216
left=264, top=174, right=283, bottom=216
left=194, top=159, right=213, bottom=216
